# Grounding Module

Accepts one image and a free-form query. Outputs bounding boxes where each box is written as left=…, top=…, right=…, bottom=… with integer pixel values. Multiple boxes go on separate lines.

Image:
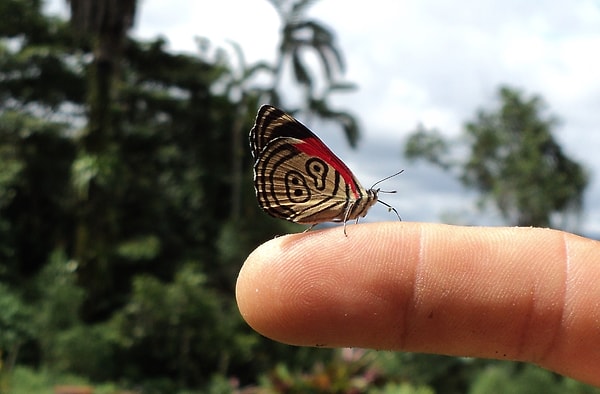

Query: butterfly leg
left=303, top=224, right=317, bottom=233
left=341, top=202, right=357, bottom=237
left=377, top=199, right=402, bottom=221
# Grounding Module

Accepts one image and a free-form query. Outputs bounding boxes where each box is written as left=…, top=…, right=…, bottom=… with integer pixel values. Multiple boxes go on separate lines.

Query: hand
left=236, top=222, right=600, bottom=387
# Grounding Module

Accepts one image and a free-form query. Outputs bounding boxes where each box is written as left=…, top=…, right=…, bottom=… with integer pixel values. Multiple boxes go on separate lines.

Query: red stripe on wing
left=296, top=137, right=360, bottom=197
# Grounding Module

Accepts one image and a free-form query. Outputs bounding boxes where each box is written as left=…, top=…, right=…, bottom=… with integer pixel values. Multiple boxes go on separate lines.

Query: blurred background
left=1, top=0, right=598, bottom=392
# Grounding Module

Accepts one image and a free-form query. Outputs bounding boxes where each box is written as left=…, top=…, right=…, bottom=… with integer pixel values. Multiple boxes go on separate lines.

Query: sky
left=44, top=0, right=600, bottom=236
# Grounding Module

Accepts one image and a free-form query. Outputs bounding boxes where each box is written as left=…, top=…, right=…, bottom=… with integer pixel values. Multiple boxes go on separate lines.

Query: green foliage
left=110, top=264, right=257, bottom=386
left=116, top=235, right=161, bottom=260
left=34, top=250, right=84, bottom=333
left=404, top=85, right=588, bottom=228
left=370, top=382, right=434, bottom=394
left=470, top=362, right=600, bottom=394
left=0, top=287, right=28, bottom=344
left=373, top=352, right=484, bottom=394
left=0, top=110, right=76, bottom=279
left=257, top=350, right=380, bottom=393
left=7, top=366, right=120, bottom=394
left=404, top=124, right=451, bottom=170
left=33, top=250, right=92, bottom=374
left=5, top=367, right=73, bottom=394
left=49, top=325, right=116, bottom=380
left=462, top=86, right=588, bottom=226
left=266, top=0, right=360, bottom=146
left=252, top=349, right=440, bottom=394
left=0, top=283, right=34, bottom=376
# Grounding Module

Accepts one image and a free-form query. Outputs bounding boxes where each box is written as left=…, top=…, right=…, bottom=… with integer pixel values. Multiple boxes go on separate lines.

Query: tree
left=405, top=85, right=588, bottom=228
left=0, top=284, right=34, bottom=384
left=66, top=0, right=139, bottom=320
left=0, top=0, right=81, bottom=280
left=267, top=0, right=360, bottom=146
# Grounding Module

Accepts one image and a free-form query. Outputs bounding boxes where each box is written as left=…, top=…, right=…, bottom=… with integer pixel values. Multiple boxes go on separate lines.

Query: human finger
left=236, top=222, right=600, bottom=386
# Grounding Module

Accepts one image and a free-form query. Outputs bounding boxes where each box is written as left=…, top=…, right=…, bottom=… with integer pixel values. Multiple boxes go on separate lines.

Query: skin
left=236, top=222, right=600, bottom=387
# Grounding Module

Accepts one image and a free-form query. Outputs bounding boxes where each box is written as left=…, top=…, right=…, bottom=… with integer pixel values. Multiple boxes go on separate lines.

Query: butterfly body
left=250, top=105, right=384, bottom=232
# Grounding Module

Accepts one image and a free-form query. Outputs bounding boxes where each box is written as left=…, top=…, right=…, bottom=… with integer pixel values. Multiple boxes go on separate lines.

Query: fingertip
left=235, top=223, right=419, bottom=347
left=236, top=233, right=319, bottom=343
left=235, top=236, right=279, bottom=332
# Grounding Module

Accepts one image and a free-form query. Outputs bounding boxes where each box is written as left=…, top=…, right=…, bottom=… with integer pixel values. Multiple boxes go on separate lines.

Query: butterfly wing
left=254, top=137, right=356, bottom=223
left=250, top=105, right=314, bottom=158
left=251, top=105, right=362, bottom=195
left=250, top=105, right=378, bottom=224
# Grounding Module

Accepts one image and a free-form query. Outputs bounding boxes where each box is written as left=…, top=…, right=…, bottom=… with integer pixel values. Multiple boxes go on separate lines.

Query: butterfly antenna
left=370, top=170, right=404, bottom=190
left=370, top=170, right=403, bottom=221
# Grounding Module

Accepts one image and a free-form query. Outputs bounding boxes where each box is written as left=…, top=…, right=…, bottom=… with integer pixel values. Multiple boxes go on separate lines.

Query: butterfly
left=250, top=104, right=401, bottom=235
